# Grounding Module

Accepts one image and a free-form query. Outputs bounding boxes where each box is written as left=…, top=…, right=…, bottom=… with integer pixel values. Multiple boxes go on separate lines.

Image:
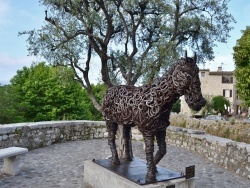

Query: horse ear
left=194, top=52, right=197, bottom=63
left=185, top=51, right=187, bottom=61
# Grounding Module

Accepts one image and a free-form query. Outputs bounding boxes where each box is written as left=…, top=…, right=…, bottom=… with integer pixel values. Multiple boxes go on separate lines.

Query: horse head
left=172, top=52, right=206, bottom=111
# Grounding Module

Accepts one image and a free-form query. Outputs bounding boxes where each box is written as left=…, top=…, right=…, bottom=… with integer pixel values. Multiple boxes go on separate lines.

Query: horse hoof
left=145, top=175, right=156, bottom=184
left=111, top=159, right=120, bottom=165
left=124, top=157, right=133, bottom=161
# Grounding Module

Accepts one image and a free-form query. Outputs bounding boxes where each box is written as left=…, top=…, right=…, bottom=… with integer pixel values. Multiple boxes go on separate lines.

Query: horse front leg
left=123, top=126, right=132, bottom=161
left=154, top=129, right=167, bottom=165
left=107, top=121, right=120, bottom=165
left=143, top=134, right=156, bottom=183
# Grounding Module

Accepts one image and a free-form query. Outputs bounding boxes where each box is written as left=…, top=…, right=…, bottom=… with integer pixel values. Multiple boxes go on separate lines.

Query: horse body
left=102, top=54, right=206, bottom=183
left=102, top=76, right=178, bottom=135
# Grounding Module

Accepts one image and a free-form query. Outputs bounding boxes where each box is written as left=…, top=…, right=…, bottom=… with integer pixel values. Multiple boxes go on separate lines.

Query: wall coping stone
left=205, top=135, right=234, bottom=147
left=187, top=129, right=205, bottom=134
left=168, top=126, right=205, bottom=135
left=168, top=126, right=183, bottom=132
left=0, top=120, right=106, bottom=134
left=190, top=134, right=206, bottom=140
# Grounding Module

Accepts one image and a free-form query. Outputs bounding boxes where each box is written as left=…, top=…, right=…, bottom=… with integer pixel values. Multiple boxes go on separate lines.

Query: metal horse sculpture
left=102, top=52, right=206, bottom=183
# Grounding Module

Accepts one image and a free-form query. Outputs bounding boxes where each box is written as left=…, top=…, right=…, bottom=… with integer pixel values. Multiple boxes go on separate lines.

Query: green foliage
left=171, top=99, right=180, bottom=113
left=229, top=117, right=235, bottom=125
left=233, top=26, right=250, bottom=67
left=201, top=95, right=213, bottom=116
left=11, top=62, right=80, bottom=121
left=233, top=26, right=250, bottom=106
left=0, top=85, right=25, bottom=123
left=81, top=83, right=107, bottom=121
left=2, top=62, right=105, bottom=123
left=234, top=67, right=250, bottom=107
left=211, top=95, right=230, bottom=115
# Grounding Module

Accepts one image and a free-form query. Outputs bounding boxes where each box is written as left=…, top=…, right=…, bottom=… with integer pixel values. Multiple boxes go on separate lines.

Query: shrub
left=229, top=117, right=235, bottom=125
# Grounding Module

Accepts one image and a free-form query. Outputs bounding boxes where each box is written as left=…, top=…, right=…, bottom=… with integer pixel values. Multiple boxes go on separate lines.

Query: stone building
left=180, top=67, right=242, bottom=116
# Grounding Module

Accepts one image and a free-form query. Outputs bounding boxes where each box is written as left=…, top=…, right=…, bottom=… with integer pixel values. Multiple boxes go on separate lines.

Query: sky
left=0, top=0, right=250, bottom=85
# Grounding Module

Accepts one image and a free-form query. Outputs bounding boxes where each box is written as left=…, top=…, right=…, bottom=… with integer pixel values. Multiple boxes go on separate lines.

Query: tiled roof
left=209, top=71, right=233, bottom=75
left=199, top=69, right=210, bottom=71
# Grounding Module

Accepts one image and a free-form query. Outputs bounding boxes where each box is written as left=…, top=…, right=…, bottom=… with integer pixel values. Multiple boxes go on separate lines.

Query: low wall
left=0, top=121, right=106, bottom=149
left=166, top=126, right=250, bottom=180
left=1, top=121, right=250, bottom=179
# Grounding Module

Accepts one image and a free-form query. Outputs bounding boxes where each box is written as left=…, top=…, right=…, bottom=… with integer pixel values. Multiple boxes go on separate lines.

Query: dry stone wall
left=1, top=121, right=249, bottom=179
left=0, top=121, right=106, bottom=150
left=166, top=126, right=250, bottom=180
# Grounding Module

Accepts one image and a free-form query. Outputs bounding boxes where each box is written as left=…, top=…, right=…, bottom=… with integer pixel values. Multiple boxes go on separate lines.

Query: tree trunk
left=117, top=125, right=133, bottom=158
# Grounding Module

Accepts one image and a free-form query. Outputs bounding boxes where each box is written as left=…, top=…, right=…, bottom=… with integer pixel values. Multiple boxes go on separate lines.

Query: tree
left=20, top=0, right=235, bottom=107
left=20, top=0, right=234, bottom=158
left=10, top=62, right=102, bottom=122
left=0, top=85, right=24, bottom=124
left=211, top=95, right=230, bottom=115
left=171, top=99, right=180, bottom=113
left=201, top=94, right=213, bottom=116
left=233, top=26, right=250, bottom=107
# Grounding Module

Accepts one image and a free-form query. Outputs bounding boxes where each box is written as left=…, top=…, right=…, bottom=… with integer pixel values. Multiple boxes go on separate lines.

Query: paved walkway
left=0, top=139, right=249, bottom=188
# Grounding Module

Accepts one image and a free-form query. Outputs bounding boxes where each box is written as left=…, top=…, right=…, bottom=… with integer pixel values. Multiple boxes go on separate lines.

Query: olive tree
left=21, top=0, right=234, bottom=106
left=20, top=0, right=235, bottom=157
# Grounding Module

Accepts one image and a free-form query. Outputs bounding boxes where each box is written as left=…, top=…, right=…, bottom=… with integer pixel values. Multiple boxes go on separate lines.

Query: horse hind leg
left=123, top=126, right=132, bottom=161
left=154, top=130, right=167, bottom=165
left=107, top=122, right=120, bottom=165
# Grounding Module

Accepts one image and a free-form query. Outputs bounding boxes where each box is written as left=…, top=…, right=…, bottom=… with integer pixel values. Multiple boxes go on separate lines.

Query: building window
left=201, top=72, right=205, bottom=77
left=222, top=76, right=233, bottom=83
left=223, top=89, right=232, bottom=98
left=236, top=90, right=239, bottom=99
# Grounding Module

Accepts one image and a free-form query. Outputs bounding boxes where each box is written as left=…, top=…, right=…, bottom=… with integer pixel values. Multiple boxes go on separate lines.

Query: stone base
left=84, top=159, right=195, bottom=188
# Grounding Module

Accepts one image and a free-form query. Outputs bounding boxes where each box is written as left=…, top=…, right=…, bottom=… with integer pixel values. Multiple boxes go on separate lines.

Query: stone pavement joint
left=0, top=139, right=249, bottom=188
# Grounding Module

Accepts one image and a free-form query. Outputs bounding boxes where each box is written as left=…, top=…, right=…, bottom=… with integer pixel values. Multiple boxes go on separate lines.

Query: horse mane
left=153, top=57, right=196, bottom=85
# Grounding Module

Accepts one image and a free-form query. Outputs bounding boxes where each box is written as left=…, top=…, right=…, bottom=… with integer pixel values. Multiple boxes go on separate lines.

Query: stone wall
left=166, top=126, right=250, bottom=180
left=0, top=121, right=106, bottom=150
left=1, top=121, right=249, bottom=179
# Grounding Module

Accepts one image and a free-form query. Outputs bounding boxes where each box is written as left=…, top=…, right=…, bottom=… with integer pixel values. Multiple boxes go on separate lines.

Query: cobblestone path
left=0, top=139, right=249, bottom=188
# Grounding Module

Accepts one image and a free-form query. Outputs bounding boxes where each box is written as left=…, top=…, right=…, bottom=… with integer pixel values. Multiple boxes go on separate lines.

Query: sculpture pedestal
left=84, top=158, right=195, bottom=188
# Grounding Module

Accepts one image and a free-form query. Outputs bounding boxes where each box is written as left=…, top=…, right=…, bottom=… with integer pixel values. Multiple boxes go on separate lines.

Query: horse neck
left=155, top=74, right=181, bottom=105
